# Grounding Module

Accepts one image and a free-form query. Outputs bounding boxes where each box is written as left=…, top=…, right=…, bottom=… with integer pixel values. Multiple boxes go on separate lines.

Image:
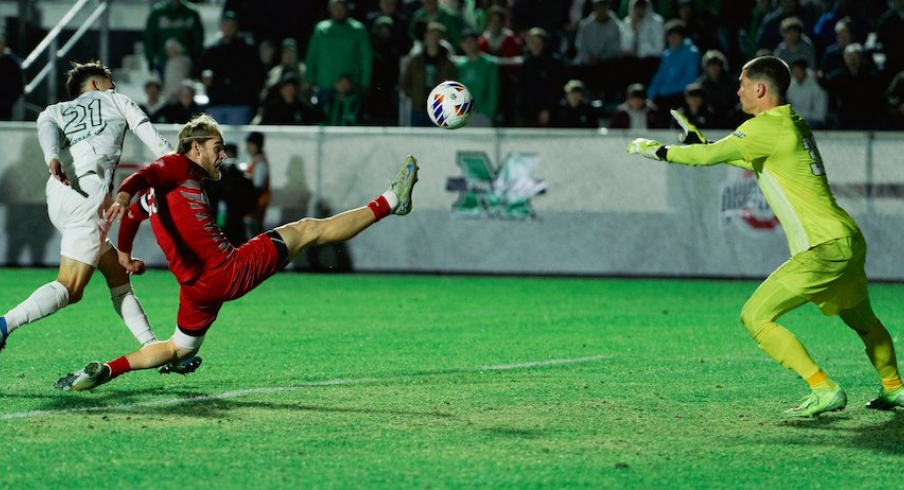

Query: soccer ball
left=426, top=81, right=475, bottom=130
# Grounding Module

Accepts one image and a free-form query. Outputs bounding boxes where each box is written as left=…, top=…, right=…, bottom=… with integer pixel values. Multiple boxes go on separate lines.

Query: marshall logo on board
left=446, top=152, right=547, bottom=219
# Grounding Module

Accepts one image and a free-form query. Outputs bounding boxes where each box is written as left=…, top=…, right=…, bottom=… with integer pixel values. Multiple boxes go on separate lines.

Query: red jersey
left=118, top=153, right=234, bottom=284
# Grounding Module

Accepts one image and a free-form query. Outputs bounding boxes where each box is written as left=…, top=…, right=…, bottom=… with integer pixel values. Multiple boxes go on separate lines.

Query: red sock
left=367, top=195, right=391, bottom=221
left=105, top=356, right=132, bottom=379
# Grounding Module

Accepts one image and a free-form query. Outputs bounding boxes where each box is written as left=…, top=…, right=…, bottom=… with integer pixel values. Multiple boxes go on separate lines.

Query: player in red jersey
left=54, top=114, right=419, bottom=390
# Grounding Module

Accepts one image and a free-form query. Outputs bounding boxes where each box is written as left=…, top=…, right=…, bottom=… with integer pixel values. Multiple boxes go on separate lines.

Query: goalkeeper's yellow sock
left=857, top=321, right=904, bottom=392
left=754, top=321, right=827, bottom=385
left=806, top=369, right=838, bottom=391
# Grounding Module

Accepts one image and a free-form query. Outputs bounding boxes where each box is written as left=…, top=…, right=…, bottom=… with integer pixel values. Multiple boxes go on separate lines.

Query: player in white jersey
left=0, top=60, right=199, bottom=375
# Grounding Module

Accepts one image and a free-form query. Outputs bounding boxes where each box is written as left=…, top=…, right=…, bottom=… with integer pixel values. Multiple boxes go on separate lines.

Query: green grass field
left=1, top=269, right=903, bottom=489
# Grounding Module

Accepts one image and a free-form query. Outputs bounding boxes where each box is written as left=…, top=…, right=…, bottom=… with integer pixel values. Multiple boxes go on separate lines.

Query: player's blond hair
left=177, top=114, right=223, bottom=154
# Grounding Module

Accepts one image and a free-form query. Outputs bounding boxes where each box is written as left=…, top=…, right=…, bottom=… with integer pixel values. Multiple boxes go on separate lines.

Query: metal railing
left=21, top=0, right=110, bottom=105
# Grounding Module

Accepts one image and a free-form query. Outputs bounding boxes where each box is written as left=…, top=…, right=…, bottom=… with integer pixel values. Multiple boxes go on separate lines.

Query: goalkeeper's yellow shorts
left=756, top=234, right=869, bottom=318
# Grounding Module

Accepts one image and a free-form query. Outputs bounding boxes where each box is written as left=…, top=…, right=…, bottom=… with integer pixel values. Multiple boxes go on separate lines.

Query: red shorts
left=177, top=231, right=288, bottom=335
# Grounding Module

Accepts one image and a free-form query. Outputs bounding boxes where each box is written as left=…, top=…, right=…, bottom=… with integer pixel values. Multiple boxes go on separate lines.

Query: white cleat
left=54, top=361, right=111, bottom=391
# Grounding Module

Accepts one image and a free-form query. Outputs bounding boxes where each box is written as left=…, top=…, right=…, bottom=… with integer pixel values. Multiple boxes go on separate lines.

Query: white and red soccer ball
left=427, top=80, right=475, bottom=130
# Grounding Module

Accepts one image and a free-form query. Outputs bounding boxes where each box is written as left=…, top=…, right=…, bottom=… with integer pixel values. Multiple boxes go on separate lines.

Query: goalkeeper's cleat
left=54, top=361, right=111, bottom=391
left=0, top=316, right=8, bottom=354
left=865, top=386, right=904, bottom=410
left=391, top=155, right=419, bottom=216
left=783, top=386, right=847, bottom=418
left=158, top=355, right=203, bottom=376
left=670, top=108, right=707, bottom=144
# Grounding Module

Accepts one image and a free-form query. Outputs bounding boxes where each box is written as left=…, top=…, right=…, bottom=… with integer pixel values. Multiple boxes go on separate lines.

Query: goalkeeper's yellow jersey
left=665, top=104, right=860, bottom=256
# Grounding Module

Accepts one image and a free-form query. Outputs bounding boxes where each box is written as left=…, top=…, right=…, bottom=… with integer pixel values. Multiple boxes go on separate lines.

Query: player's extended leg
left=54, top=337, right=199, bottom=391
left=0, top=257, right=92, bottom=352
left=740, top=266, right=847, bottom=417
left=275, top=155, right=418, bottom=259
left=838, top=299, right=904, bottom=409
left=96, top=248, right=157, bottom=346
left=96, top=247, right=202, bottom=374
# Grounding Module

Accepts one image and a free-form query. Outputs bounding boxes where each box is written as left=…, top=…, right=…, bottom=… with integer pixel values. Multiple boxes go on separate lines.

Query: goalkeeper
left=627, top=55, right=904, bottom=417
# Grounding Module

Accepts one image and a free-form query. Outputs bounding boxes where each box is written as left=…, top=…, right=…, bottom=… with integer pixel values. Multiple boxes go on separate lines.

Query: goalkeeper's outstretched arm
left=665, top=136, right=751, bottom=169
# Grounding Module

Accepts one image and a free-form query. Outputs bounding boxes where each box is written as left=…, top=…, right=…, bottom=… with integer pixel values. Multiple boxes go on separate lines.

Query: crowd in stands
left=2, top=0, right=904, bottom=131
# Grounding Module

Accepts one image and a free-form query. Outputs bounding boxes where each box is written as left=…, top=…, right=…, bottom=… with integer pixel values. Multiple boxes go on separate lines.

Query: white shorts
left=45, top=175, right=113, bottom=267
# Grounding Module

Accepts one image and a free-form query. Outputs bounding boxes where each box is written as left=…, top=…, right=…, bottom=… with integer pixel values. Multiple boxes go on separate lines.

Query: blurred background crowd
left=2, top=0, right=904, bottom=131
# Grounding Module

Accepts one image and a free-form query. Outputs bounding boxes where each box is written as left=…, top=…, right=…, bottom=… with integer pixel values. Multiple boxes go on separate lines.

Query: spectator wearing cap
left=774, top=16, right=816, bottom=71
left=197, top=10, right=265, bottom=125
left=572, top=0, right=624, bottom=99
left=144, top=0, right=204, bottom=75
left=305, top=0, right=372, bottom=107
left=162, top=38, right=192, bottom=102
left=787, top=58, right=828, bottom=129
left=607, top=83, right=664, bottom=129
left=478, top=6, right=521, bottom=125
left=256, top=73, right=326, bottom=125
left=0, top=31, right=24, bottom=121
left=515, top=27, right=565, bottom=127
left=674, top=82, right=717, bottom=130
left=158, top=80, right=205, bottom=124
left=400, top=22, right=458, bottom=126
left=455, top=29, right=499, bottom=127
left=263, top=38, right=306, bottom=103
left=694, top=49, right=736, bottom=127
left=619, top=0, right=664, bottom=94
left=242, top=131, right=270, bottom=238
left=366, top=0, right=412, bottom=54
left=647, top=19, right=701, bottom=111
left=410, top=0, right=464, bottom=49
left=139, top=78, right=167, bottom=123
left=365, top=16, right=404, bottom=125
left=552, top=79, right=599, bottom=129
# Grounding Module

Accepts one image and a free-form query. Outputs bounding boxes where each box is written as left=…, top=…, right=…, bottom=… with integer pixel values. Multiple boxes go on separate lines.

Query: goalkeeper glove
left=626, top=138, right=668, bottom=161
left=670, top=109, right=707, bottom=144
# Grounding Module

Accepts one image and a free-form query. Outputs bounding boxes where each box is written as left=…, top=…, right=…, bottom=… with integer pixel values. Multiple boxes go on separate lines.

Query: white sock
left=383, top=190, right=400, bottom=211
left=3, top=281, right=70, bottom=333
left=110, top=284, right=158, bottom=346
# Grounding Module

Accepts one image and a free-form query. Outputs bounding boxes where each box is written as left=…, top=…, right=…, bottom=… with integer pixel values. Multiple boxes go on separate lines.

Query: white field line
left=0, top=354, right=606, bottom=421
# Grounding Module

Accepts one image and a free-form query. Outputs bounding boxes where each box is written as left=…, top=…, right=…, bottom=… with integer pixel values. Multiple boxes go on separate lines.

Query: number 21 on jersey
left=62, top=99, right=105, bottom=137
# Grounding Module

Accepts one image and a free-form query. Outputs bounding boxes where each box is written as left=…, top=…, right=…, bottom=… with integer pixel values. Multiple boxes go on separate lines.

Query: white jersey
left=37, top=90, right=172, bottom=189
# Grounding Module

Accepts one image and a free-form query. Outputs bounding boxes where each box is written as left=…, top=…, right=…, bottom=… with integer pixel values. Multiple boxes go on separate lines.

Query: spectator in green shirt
left=455, top=29, right=498, bottom=127
left=305, top=0, right=373, bottom=107
left=144, top=0, right=204, bottom=75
